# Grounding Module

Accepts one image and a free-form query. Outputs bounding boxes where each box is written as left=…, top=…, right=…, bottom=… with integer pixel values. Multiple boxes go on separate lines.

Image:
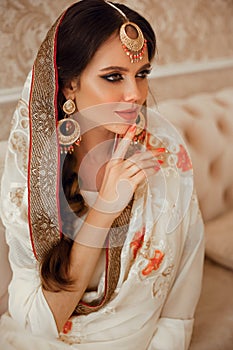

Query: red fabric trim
left=28, top=67, right=38, bottom=260
left=53, top=13, right=64, bottom=240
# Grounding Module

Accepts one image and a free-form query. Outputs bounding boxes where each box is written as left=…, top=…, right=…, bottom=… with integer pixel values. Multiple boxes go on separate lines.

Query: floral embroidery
left=10, top=131, right=28, bottom=176
left=176, top=144, right=192, bottom=171
left=32, top=212, right=58, bottom=244
left=10, top=187, right=24, bottom=207
left=32, top=150, right=57, bottom=194
left=63, top=320, right=73, bottom=334
left=146, top=133, right=164, bottom=150
left=152, top=275, right=170, bottom=299
left=142, top=249, right=164, bottom=276
left=130, top=227, right=145, bottom=259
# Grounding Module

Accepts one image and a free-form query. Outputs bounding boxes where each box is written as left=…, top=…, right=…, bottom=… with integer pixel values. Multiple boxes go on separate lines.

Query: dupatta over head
left=28, top=13, right=65, bottom=261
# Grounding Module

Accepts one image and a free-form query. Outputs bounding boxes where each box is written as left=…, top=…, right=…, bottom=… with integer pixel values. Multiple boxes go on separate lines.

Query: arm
left=42, top=124, right=159, bottom=332
left=148, top=194, right=205, bottom=350
left=43, top=207, right=116, bottom=332
left=2, top=124, right=159, bottom=337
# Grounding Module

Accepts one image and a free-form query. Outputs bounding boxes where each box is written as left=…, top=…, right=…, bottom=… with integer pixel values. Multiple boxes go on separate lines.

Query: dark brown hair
left=40, top=0, right=156, bottom=292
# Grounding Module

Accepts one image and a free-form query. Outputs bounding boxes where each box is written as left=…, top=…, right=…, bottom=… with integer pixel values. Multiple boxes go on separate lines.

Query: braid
left=40, top=153, right=87, bottom=292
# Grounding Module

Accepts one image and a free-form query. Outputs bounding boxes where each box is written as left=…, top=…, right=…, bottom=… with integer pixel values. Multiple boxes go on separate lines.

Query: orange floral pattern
left=142, top=250, right=164, bottom=276
left=130, top=227, right=145, bottom=259
left=176, top=144, right=192, bottom=171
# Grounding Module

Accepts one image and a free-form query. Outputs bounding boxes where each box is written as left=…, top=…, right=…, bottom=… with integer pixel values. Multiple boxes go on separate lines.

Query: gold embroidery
left=29, top=16, right=63, bottom=261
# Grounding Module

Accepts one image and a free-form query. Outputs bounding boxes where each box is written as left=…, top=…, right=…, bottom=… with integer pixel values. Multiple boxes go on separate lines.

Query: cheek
left=140, top=80, right=149, bottom=101
left=76, top=77, right=120, bottom=109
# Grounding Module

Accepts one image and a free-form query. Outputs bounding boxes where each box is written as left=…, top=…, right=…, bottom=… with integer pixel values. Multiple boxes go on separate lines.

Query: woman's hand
left=94, top=124, right=161, bottom=217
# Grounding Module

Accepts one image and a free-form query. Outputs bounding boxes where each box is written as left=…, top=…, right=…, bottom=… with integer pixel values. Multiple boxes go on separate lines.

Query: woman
left=0, top=0, right=204, bottom=349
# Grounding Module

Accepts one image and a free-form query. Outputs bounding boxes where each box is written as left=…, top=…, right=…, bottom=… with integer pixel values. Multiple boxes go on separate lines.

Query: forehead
left=85, top=32, right=149, bottom=72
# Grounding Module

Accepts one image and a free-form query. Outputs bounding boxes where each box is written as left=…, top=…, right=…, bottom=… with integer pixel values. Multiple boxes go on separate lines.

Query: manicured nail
left=129, top=123, right=137, bottom=132
left=157, top=159, right=164, bottom=164
left=154, top=165, right=161, bottom=172
left=156, top=148, right=166, bottom=153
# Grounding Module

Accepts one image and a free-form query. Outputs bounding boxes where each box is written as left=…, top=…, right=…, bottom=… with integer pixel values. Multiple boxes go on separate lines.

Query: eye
left=100, top=73, right=123, bottom=82
left=136, top=68, right=152, bottom=79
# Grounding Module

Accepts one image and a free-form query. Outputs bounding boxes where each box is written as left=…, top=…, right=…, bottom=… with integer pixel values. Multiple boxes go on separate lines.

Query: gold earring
left=136, top=112, right=146, bottom=134
left=133, top=112, right=146, bottom=144
left=58, top=99, right=81, bottom=154
left=62, top=99, right=76, bottom=115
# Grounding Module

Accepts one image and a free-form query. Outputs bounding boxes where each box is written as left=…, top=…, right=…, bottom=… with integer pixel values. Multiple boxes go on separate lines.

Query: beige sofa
left=0, top=88, right=233, bottom=349
left=158, top=88, right=233, bottom=350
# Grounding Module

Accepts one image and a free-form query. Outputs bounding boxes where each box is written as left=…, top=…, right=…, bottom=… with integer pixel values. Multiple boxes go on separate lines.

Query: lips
left=115, top=108, right=139, bottom=122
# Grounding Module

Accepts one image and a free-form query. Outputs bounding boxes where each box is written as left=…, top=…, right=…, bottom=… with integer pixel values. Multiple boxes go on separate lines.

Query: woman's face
left=64, top=32, right=151, bottom=135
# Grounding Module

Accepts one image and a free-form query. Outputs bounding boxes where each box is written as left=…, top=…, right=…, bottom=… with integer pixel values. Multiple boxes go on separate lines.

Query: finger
left=130, top=166, right=159, bottom=187
left=128, top=149, right=156, bottom=163
left=125, top=158, right=159, bottom=176
left=129, top=148, right=168, bottom=163
left=111, top=124, right=137, bottom=161
left=124, top=149, right=161, bottom=169
left=150, top=147, right=169, bottom=157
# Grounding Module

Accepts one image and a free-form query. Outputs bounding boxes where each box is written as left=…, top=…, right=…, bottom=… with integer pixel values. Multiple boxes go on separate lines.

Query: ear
left=62, top=80, right=79, bottom=100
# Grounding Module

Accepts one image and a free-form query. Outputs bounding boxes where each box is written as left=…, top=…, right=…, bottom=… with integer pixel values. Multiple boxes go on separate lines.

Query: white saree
left=0, top=72, right=204, bottom=350
left=0, top=8, right=204, bottom=349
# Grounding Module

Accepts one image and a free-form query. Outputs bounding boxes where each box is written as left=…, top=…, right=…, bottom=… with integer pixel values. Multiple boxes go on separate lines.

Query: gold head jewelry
left=120, top=22, right=147, bottom=63
left=106, top=1, right=147, bottom=63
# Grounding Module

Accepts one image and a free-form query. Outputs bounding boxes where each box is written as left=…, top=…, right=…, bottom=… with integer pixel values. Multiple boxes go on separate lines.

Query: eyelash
left=101, top=69, right=152, bottom=83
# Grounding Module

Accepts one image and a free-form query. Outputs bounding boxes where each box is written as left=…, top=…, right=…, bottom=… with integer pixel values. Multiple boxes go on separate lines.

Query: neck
left=73, top=127, right=116, bottom=191
left=75, top=127, right=115, bottom=159
left=78, top=126, right=115, bottom=155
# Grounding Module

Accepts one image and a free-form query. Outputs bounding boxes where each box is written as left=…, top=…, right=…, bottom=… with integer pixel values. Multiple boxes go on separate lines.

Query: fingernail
left=154, top=165, right=161, bottom=172
left=156, top=148, right=166, bottom=153
left=157, top=159, right=164, bottom=164
left=129, top=124, right=137, bottom=132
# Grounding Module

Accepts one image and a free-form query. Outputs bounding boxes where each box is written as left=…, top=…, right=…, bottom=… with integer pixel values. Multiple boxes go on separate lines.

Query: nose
left=123, top=79, right=142, bottom=103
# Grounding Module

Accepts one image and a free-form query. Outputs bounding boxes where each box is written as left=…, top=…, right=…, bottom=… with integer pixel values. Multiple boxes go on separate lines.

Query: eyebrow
left=99, top=63, right=152, bottom=73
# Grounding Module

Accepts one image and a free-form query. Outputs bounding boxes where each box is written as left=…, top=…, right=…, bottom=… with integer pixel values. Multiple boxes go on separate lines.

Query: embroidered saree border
left=28, top=14, right=64, bottom=261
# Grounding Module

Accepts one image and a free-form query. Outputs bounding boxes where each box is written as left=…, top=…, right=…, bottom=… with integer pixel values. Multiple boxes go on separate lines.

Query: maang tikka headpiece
left=106, top=1, right=147, bottom=63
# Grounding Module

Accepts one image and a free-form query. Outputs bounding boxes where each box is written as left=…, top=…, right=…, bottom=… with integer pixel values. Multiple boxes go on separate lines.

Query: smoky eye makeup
left=136, top=67, right=152, bottom=78
left=99, top=63, right=152, bottom=82
left=99, top=72, right=124, bottom=82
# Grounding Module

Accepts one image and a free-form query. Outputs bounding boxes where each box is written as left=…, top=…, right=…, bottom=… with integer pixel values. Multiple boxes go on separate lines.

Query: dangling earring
left=133, top=112, right=146, bottom=144
left=58, top=99, right=81, bottom=154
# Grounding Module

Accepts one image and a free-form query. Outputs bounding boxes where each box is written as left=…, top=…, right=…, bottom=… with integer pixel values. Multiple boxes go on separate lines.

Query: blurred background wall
left=0, top=0, right=233, bottom=136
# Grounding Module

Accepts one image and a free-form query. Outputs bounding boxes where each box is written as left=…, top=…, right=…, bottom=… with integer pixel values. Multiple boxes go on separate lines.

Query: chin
left=104, top=123, right=130, bottom=136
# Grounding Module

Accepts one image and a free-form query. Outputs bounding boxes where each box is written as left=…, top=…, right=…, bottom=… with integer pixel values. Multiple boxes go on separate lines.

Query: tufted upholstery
left=157, top=87, right=233, bottom=350
left=158, top=88, right=233, bottom=222
left=158, top=88, right=233, bottom=272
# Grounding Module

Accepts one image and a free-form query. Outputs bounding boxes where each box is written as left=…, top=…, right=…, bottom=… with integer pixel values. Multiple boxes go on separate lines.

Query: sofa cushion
left=189, top=258, right=233, bottom=350
left=158, top=88, right=233, bottom=223
left=205, top=209, right=233, bottom=270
